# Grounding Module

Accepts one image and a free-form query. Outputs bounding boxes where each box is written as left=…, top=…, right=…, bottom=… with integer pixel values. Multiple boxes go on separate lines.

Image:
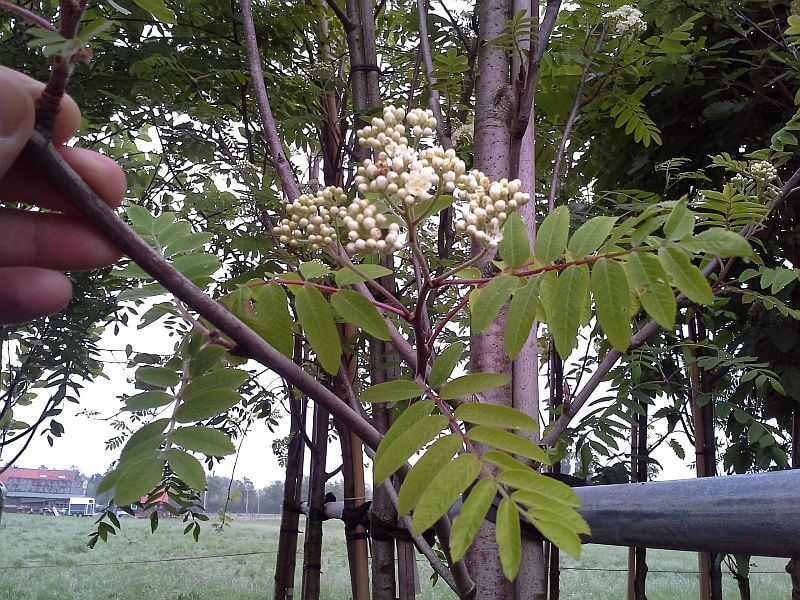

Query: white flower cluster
left=276, top=105, right=530, bottom=254
left=606, top=5, right=646, bottom=36
left=455, top=173, right=528, bottom=249
left=750, top=160, right=778, bottom=182
left=340, top=199, right=402, bottom=253
left=355, top=106, right=464, bottom=208
left=275, top=188, right=345, bottom=250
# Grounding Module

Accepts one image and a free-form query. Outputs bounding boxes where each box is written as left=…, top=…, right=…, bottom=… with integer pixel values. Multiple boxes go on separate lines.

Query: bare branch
left=546, top=27, right=606, bottom=212
left=321, top=0, right=354, bottom=30
left=22, top=131, right=381, bottom=452
left=240, top=0, right=303, bottom=201
left=0, top=0, right=55, bottom=31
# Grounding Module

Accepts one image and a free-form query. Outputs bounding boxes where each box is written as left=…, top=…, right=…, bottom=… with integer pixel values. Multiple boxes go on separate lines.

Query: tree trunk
left=788, top=410, right=800, bottom=600
left=274, top=341, right=308, bottom=600
left=689, top=317, right=722, bottom=600
left=465, top=0, right=515, bottom=594
left=627, top=404, right=648, bottom=600
left=338, top=423, right=371, bottom=600
left=301, top=402, right=330, bottom=600
left=369, top=338, right=398, bottom=599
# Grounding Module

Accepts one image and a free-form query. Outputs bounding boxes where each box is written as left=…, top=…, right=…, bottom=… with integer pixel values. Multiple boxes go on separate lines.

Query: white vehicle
left=67, top=497, right=95, bottom=516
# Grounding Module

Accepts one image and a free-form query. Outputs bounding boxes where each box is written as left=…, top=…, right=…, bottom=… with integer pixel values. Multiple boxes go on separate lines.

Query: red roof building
left=0, top=468, right=85, bottom=495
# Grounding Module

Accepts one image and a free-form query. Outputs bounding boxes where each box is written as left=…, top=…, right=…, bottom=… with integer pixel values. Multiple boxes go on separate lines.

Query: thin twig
left=0, top=0, right=56, bottom=31
left=547, top=27, right=606, bottom=212
left=22, top=130, right=382, bottom=452
left=239, top=0, right=302, bottom=201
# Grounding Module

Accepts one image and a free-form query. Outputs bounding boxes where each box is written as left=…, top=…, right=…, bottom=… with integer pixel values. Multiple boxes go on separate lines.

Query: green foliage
left=360, top=380, right=423, bottom=403
left=504, top=275, right=541, bottom=358
left=454, top=403, right=539, bottom=432
left=498, top=213, right=532, bottom=270
left=397, top=435, right=462, bottom=514
left=331, top=290, right=391, bottom=341
left=439, top=373, right=511, bottom=400
left=410, top=453, right=482, bottom=534
left=470, top=274, right=519, bottom=333
left=535, top=206, right=570, bottom=264
left=449, top=478, right=497, bottom=562
left=295, top=285, right=342, bottom=375
left=496, top=498, right=521, bottom=580
left=429, top=342, right=466, bottom=388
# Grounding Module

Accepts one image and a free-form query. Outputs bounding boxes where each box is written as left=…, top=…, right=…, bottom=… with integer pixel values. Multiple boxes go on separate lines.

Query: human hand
left=0, top=66, right=126, bottom=324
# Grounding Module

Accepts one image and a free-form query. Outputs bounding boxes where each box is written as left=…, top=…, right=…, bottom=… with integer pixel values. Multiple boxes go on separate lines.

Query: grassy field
left=0, top=513, right=791, bottom=599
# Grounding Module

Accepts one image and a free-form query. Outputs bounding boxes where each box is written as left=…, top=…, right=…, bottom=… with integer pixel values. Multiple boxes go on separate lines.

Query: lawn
left=0, top=513, right=791, bottom=599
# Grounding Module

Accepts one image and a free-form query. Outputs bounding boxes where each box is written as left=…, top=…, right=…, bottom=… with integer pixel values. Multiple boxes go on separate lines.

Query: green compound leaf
left=429, top=342, right=465, bottom=388
left=567, top=216, right=616, bottom=258
left=113, top=452, right=166, bottom=506
left=470, top=274, right=519, bottom=334
left=164, top=232, right=214, bottom=257
left=183, top=368, right=249, bottom=400
left=535, top=206, right=570, bottom=264
left=498, top=212, right=532, bottom=270
left=625, top=252, right=676, bottom=330
left=663, top=199, right=694, bottom=241
left=504, top=275, right=541, bottom=359
left=591, top=258, right=632, bottom=352
left=411, top=453, right=482, bottom=534
left=680, top=228, right=752, bottom=257
left=373, top=415, right=448, bottom=483
left=125, top=391, right=173, bottom=411
left=119, top=418, right=169, bottom=461
left=164, top=448, right=207, bottom=491
left=174, top=390, right=241, bottom=423
left=499, top=469, right=580, bottom=507
left=296, top=285, right=342, bottom=375
left=132, top=0, right=176, bottom=23
left=525, top=504, right=591, bottom=536
left=299, top=261, right=332, bottom=280
left=455, top=403, right=539, bottom=432
left=360, top=379, right=424, bottom=403
left=466, top=426, right=550, bottom=464
left=439, top=373, right=511, bottom=400
left=483, top=450, right=531, bottom=473
left=331, top=290, right=391, bottom=341
left=169, top=426, right=236, bottom=456
left=136, top=366, right=180, bottom=389
left=531, top=517, right=582, bottom=559
left=658, top=246, right=713, bottom=305
left=251, top=283, right=295, bottom=358
left=497, top=497, right=522, bottom=580
left=379, top=400, right=435, bottom=457
left=188, top=344, right=228, bottom=378
left=334, top=264, right=393, bottom=286
left=549, top=264, right=590, bottom=359
left=397, top=435, right=462, bottom=514
left=450, top=478, right=497, bottom=562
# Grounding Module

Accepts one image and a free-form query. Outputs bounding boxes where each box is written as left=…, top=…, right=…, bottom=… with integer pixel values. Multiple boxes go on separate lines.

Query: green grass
left=0, top=513, right=791, bottom=599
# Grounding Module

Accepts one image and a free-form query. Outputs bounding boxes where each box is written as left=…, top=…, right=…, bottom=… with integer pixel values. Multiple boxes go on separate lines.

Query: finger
left=0, top=146, right=127, bottom=212
left=0, top=267, right=72, bottom=325
left=0, top=75, right=35, bottom=179
left=0, top=66, right=82, bottom=145
left=0, top=208, right=123, bottom=269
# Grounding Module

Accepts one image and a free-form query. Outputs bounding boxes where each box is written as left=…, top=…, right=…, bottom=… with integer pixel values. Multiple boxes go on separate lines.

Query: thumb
left=0, top=74, right=35, bottom=180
